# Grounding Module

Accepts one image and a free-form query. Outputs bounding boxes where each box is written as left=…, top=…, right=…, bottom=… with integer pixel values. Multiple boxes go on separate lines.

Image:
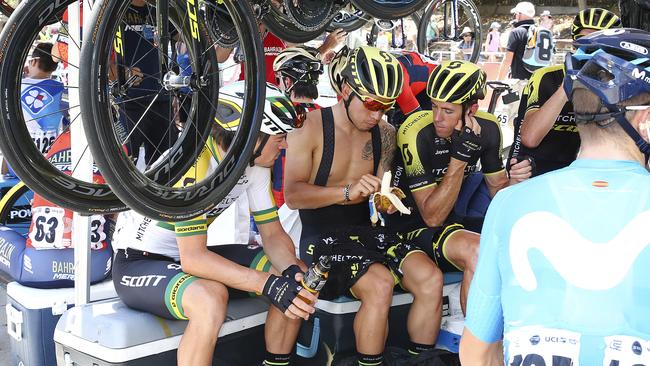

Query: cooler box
left=5, top=279, right=117, bottom=366
left=296, top=272, right=464, bottom=359
left=54, top=297, right=270, bottom=366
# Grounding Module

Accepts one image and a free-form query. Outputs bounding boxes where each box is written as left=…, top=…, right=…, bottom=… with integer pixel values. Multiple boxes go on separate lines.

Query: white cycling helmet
left=216, top=81, right=302, bottom=135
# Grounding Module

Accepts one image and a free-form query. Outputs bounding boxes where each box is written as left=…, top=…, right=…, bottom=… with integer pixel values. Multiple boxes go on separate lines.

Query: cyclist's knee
left=183, top=280, right=229, bottom=324
left=406, top=260, right=443, bottom=298
left=355, top=264, right=394, bottom=306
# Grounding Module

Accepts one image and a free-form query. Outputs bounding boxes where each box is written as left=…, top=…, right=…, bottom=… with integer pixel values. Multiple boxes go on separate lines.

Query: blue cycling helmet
left=564, top=28, right=650, bottom=105
left=563, top=28, right=650, bottom=153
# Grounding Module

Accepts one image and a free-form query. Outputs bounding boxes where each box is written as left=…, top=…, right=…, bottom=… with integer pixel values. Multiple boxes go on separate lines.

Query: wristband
left=343, top=184, right=351, bottom=202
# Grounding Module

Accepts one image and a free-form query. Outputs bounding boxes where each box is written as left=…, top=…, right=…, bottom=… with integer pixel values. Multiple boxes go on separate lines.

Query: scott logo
left=620, top=41, right=648, bottom=55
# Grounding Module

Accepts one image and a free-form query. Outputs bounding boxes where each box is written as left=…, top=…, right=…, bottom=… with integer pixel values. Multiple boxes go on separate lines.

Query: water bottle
left=298, top=256, right=331, bottom=303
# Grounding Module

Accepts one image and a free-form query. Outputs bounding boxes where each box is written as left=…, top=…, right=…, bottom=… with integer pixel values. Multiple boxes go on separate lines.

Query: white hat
left=461, top=26, right=474, bottom=36
left=510, top=2, right=535, bottom=18
left=490, top=21, right=501, bottom=29
left=540, top=10, right=552, bottom=17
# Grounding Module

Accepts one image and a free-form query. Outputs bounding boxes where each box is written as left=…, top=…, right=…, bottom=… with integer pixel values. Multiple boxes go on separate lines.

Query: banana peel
left=369, top=171, right=411, bottom=226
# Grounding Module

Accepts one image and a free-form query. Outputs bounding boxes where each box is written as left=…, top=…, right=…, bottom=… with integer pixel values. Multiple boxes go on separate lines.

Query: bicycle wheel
left=327, top=4, right=370, bottom=33
left=0, top=0, right=127, bottom=214
left=261, top=0, right=332, bottom=43
left=81, top=0, right=265, bottom=221
left=0, top=181, right=33, bottom=236
left=351, top=0, right=429, bottom=20
left=417, top=0, right=481, bottom=63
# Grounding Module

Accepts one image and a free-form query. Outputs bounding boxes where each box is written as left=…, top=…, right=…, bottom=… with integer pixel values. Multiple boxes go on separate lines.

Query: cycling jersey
left=465, top=159, right=650, bottom=365
left=25, top=131, right=110, bottom=251
left=390, top=52, right=437, bottom=128
left=392, top=110, right=504, bottom=229
left=21, top=77, right=65, bottom=155
left=112, top=137, right=278, bottom=261
left=511, top=65, right=579, bottom=176
left=239, top=32, right=286, bottom=85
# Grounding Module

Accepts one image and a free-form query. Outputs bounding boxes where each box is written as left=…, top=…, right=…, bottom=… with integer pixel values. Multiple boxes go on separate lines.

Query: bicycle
left=0, top=181, right=33, bottom=236
left=79, top=0, right=266, bottom=221
left=417, top=0, right=482, bottom=63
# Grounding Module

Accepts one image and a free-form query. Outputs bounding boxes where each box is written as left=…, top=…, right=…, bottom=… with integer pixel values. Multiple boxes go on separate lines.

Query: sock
left=262, top=352, right=291, bottom=366
left=408, top=341, right=435, bottom=356
left=358, top=353, right=383, bottom=366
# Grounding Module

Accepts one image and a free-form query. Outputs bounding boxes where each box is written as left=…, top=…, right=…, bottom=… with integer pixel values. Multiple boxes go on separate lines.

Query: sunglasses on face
left=352, top=91, right=395, bottom=112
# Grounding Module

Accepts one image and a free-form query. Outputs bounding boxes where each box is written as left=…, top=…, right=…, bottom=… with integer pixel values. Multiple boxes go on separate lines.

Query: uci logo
left=632, top=341, right=643, bottom=356
left=620, top=41, right=649, bottom=55
left=529, top=335, right=540, bottom=346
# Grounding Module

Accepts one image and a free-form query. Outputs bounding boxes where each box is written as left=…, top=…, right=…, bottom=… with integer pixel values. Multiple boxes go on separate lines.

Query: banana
left=369, top=171, right=411, bottom=226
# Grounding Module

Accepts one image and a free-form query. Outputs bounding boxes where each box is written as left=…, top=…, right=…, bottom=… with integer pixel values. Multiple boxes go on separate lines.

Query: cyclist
left=510, top=8, right=621, bottom=176
left=285, top=46, right=444, bottom=364
left=21, top=42, right=65, bottom=156
left=461, top=29, right=650, bottom=364
left=271, top=46, right=323, bottom=211
left=328, top=48, right=438, bottom=129
left=112, top=83, right=315, bottom=366
left=393, top=60, right=532, bottom=314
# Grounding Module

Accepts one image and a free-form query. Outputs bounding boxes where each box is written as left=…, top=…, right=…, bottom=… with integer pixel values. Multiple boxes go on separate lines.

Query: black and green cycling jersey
left=510, top=65, right=580, bottom=176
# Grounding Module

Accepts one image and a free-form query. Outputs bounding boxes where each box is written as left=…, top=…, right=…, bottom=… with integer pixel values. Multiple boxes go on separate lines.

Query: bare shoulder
left=290, top=109, right=322, bottom=141
left=378, top=120, right=396, bottom=142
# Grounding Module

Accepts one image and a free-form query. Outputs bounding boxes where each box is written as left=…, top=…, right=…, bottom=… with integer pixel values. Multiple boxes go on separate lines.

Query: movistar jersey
left=113, top=137, right=279, bottom=261
left=391, top=110, right=504, bottom=229
left=21, top=77, right=65, bottom=154
left=511, top=65, right=579, bottom=176
left=466, top=159, right=650, bottom=365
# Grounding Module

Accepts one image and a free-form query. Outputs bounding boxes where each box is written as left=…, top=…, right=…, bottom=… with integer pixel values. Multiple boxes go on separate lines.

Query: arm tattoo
left=362, top=139, right=373, bottom=160
left=380, top=123, right=396, bottom=172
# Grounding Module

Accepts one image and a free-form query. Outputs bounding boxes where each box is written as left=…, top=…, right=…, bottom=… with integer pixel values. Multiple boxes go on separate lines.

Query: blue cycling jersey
left=21, top=77, right=65, bottom=154
left=466, top=159, right=650, bottom=365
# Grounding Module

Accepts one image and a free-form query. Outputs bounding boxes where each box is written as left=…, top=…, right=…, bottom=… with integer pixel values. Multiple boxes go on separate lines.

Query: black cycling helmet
left=571, top=8, right=621, bottom=40
left=273, top=46, right=323, bottom=88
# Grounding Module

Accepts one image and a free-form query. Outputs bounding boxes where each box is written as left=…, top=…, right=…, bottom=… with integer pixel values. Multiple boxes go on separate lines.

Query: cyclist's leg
left=392, top=244, right=444, bottom=348
left=439, top=228, right=480, bottom=315
left=350, top=263, right=394, bottom=355
left=207, top=244, right=302, bottom=356
left=112, top=249, right=229, bottom=366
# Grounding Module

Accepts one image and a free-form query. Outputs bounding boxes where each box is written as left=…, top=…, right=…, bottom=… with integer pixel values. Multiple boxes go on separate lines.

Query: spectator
left=458, top=26, right=475, bottom=61
left=484, top=22, right=501, bottom=62
left=540, top=10, right=555, bottom=34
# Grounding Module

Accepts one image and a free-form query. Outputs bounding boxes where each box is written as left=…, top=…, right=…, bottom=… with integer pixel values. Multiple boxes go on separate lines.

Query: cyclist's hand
left=461, top=109, right=482, bottom=136
left=349, top=174, right=382, bottom=201
left=508, top=157, right=533, bottom=183
left=282, top=264, right=305, bottom=283
left=263, top=274, right=315, bottom=320
left=451, top=126, right=482, bottom=162
left=321, top=28, right=347, bottom=53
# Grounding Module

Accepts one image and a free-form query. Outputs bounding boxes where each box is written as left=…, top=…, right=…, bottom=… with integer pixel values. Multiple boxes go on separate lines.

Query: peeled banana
left=369, top=171, right=411, bottom=226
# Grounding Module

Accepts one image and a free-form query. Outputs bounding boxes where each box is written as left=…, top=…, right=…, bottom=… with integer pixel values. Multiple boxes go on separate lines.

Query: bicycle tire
left=0, top=0, right=127, bottom=214
left=327, top=5, right=370, bottom=33
left=261, top=2, right=331, bottom=43
left=351, top=0, right=429, bottom=20
left=0, top=181, right=32, bottom=236
left=417, top=0, right=482, bottom=63
left=81, top=0, right=265, bottom=222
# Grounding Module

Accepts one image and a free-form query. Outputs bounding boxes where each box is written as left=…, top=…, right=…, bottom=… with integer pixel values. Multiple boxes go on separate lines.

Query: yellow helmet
left=426, top=60, right=486, bottom=104
left=328, top=46, right=350, bottom=96
left=572, top=8, right=621, bottom=40
left=341, top=46, right=403, bottom=101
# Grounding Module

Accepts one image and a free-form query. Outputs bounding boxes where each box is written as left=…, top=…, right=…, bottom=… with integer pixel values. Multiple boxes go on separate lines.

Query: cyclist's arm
left=377, top=121, right=396, bottom=177
left=177, top=232, right=269, bottom=294
left=216, top=46, right=234, bottom=63
left=284, top=117, right=349, bottom=209
left=411, top=159, right=466, bottom=227
left=459, top=331, right=503, bottom=366
left=479, top=114, right=509, bottom=196
left=247, top=167, right=306, bottom=273
left=520, top=83, right=567, bottom=148
left=497, top=51, right=513, bottom=81
left=462, top=192, right=507, bottom=362
left=258, top=220, right=306, bottom=273
left=396, top=65, right=421, bottom=115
